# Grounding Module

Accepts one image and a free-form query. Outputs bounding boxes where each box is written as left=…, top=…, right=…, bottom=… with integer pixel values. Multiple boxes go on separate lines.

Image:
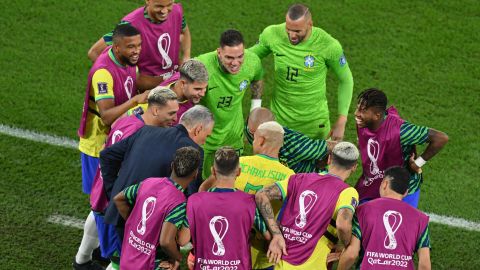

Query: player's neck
left=214, top=178, right=235, bottom=189
left=142, top=111, right=157, bottom=126
left=172, top=82, right=187, bottom=102
left=328, top=166, right=350, bottom=181
left=382, top=192, right=404, bottom=201
left=256, top=149, right=279, bottom=159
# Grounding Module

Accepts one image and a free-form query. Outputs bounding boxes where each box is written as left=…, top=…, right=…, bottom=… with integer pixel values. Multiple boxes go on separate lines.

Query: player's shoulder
left=122, top=6, right=145, bottom=22
left=195, top=51, right=216, bottom=65
left=262, top=23, right=285, bottom=35
left=244, top=50, right=262, bottom=68
left=312, top=26, right=342, bottom=48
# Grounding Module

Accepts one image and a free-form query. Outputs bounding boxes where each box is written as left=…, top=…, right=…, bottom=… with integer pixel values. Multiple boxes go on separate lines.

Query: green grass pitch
left=0, top=0, right=479, bottom=269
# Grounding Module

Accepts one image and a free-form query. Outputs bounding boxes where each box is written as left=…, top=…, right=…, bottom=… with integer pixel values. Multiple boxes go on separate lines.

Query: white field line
left=47, top=214, right=84, bottom=230
left=0, top=124, right=77, bottom=149
left=1, top=123, right=478, bottom=232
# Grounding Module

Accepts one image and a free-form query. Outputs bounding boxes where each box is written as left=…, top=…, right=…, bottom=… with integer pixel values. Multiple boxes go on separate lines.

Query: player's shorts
left=402, top=190, right=420, bottom=208
left=81, top=153, right=99, bottom=194
left=202, top=148, right=243, bottom=179
left=93, top=212, right=121, bottom=258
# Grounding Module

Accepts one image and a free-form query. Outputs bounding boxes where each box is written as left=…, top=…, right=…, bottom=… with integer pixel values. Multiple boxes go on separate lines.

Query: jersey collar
left=256, top=154, right=278, bottom=161
left=108, top=48, right=126, bottom=68
left=168, top=177, right=185, bottom=192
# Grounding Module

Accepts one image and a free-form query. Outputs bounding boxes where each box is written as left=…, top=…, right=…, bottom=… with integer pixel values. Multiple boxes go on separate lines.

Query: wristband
left=414, top=156, right=427, bottom=168
left=250, top=99, right=262, bottom=111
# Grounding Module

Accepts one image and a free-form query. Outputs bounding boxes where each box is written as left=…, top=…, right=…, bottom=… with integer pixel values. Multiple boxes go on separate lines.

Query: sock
left=75, top=211, right=99, bottom=264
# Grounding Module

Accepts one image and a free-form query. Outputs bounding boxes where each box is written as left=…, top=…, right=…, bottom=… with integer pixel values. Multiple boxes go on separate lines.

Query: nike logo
left=274, top=53, right=286, bottom=57
left=208, top=86, right=218, bottom=91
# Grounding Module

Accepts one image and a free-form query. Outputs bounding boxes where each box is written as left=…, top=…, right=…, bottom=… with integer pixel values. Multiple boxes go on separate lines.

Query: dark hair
left=172, top=147, right=201, bottom=178
left=357, top=88, right=388, bottom=112
left=287, top=3, right=311, bottom=20
left=112, top=23, right=141, bottom=44
left=219, top=29, right=244, bottom=48
left=384, top=166, right=410, bottom=194
left=214, top=146, right=239, bottom=177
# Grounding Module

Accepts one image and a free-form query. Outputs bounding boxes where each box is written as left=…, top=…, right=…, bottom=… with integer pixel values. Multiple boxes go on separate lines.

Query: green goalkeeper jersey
left=250, top=23, right=353, bottom=139
left=196, top=50, right=264, bottom=151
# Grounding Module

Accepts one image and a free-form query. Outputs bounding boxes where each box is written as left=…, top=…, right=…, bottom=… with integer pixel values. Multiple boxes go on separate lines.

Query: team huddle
left=74, top=1, right=449, bottom=270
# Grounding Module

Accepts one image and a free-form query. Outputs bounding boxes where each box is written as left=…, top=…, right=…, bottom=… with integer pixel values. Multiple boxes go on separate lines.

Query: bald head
left=255, top=121, right=285, bottom=151
left=287, top=3, right=311, bottom=21
left=248, top=108, right=275, bottom=134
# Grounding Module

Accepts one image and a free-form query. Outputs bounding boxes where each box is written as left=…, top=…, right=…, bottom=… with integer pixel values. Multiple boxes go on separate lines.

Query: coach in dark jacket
left=100, top=105, right=214, bottom=232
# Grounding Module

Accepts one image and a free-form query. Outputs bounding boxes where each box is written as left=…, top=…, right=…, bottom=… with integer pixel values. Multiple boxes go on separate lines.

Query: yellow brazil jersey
left=275, top=174, right=359, bottom=270
left=234, top=154, right=294, bottom=269
left=78, top=68, right=115, bottom=157
left=126, top=81, right=177, bottom=116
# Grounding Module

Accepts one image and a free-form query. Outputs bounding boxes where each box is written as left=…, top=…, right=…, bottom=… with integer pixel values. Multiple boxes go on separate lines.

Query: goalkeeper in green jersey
left=197, top=29, right=264, bottom=179
left=250, top=3, right=354, bottom=140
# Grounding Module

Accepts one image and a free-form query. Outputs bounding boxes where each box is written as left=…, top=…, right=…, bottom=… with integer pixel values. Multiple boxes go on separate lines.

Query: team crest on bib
left=239, top=80, right=248, bottom=91
left=304, top=55, right=315, bottom=68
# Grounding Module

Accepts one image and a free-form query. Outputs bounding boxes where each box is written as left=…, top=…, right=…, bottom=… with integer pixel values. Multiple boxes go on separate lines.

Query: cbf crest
left=304, top=55, right=315, bottom=68
left=239, top=80, right=248, bottom=91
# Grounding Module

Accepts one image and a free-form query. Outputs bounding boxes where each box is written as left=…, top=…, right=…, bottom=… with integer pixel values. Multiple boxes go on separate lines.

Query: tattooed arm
left=336, top=208, right=354, bottom=247
left=250, top=80, right=264, bottom=111
left=255, top=184, right=287, bottom=263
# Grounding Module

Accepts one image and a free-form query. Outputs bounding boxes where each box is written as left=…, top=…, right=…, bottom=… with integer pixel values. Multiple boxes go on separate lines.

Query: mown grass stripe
left=47, top=214, right=84, bottom=230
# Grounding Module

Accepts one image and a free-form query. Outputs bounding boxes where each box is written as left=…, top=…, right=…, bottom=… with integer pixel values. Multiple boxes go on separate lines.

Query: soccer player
left=127, top=59, right=209, bottom=125
left=337, top=167, right=431, bottom=270
left=88, top=0, right=191, bottom=82
left=74, top=88, right=179, bottom=270
left=186, top=147, right=270, bottom=270
left=100, top=105, right=214, bottom=242
left=249, top=3, right=353, bottom=140
left=237, top=121, right=294, bottom=270
left=78, top=23, right=149, bottom=196
left=256, top=142, right=360, bottom=270
left=245, top=107, right=333, bottom=173
left=114, top=147, right=201, bottom=270
left=354, top=88, right=449, bottom=207
left=197, top=29, right=264, bottom=179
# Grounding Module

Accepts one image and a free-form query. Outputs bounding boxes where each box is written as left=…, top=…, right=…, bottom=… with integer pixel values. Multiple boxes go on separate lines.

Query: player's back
left=356, top=197, right=429, bottom=269
left=187, top=190, right=255, bottom=270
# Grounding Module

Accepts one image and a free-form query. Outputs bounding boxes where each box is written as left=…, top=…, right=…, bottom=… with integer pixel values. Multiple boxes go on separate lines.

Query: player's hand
left=408, top=153, right=423, bottom=174
left=158, top=260, right=174, bottom=270
left=329, top=116, right=347, bottom=141
left=134, top=90, right=150, bottom=104
left=267, top=234, right=287, bottom=264
left=327, top=251, right=342, bottom=263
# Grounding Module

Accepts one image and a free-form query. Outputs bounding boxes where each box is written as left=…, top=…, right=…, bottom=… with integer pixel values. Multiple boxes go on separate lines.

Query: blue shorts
left=81, top=153, right=99, bottom=194
left=402, top=190, right=420, bottom=208
left=93, top=212, right=122, bottom=258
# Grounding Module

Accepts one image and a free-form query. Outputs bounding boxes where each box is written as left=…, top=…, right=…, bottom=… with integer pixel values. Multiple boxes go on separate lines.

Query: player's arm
left=287, top=129, right=329, bottom=163
left=250, top=54, right=265, bottom=111
left=337, top=236, right=361, bottom=270
left=416, top=224, right=431, bottom=270
left=198, top=175, right=215, bottom=192
left=326, top=43, right=353, bottom=141
left=88, top=37, right=108, bottom=62
left=136, top=73, right=164, bottom=91
left=159, top=222, right=182, bottom=268
left=407, top=126, right=449, bottom=173
left=254, top=207, right=272, bottom=241
left=336, top=208, right=354, bottom=247
left=180, top=23, right=191, bottom=64
left=160, top=203, right=187, bottom=266
left=255, top=183, right=288, bottom=263
left=248, top=28, right=272, bottom=59
left=113, top=183, right=139, bottom=220
left=177, top=225, right=191, bottom=246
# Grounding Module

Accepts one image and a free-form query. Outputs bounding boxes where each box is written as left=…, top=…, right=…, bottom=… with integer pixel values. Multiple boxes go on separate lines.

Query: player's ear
left=327, top=154, right=332, bottom=165
left=210, top=166, right=215, bottom=179
left=351, top=163, right=358, bottom=172
left=236, top=166, right=241, bottom=177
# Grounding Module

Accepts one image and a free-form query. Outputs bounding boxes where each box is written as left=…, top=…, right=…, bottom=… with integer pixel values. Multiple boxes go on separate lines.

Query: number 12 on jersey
left=286, top=67, right=298, bottom=82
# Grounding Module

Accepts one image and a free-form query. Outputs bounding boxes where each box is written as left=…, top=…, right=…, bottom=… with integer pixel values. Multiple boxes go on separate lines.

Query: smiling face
left=152, top=99, right=179, bottom=127
left=217, top=44, right=244, bottom=74
left=146, top=0, right=174, bottom=22
left=285, top=15, right=312, bottom=45
left=354, top=103, right=382, bottom=129
left=180, top=79, right=208, bottom=104
left=114, top=34, right=142, bottom=66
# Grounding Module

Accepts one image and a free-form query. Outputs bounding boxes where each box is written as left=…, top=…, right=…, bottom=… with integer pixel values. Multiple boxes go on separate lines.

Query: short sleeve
left=127, top=103, right=148, bottom=116
left=251, top=53, right=265, bottom=81
left=351, top=214, right=362, bottom=241
left=275, top=178, right=290, bottom=200
left=400, top=122, right=429, bottom=146
left=92, top=69, right=115, bottom=101
left=334, top=187, right=359, bottom=216
left=416, top=224, right=431, bottom=250
left=248, top=27, right=272, bottom=59
left=165, top=202, right=187, bottom=229
left=123, top=183, right=140, bottom=206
